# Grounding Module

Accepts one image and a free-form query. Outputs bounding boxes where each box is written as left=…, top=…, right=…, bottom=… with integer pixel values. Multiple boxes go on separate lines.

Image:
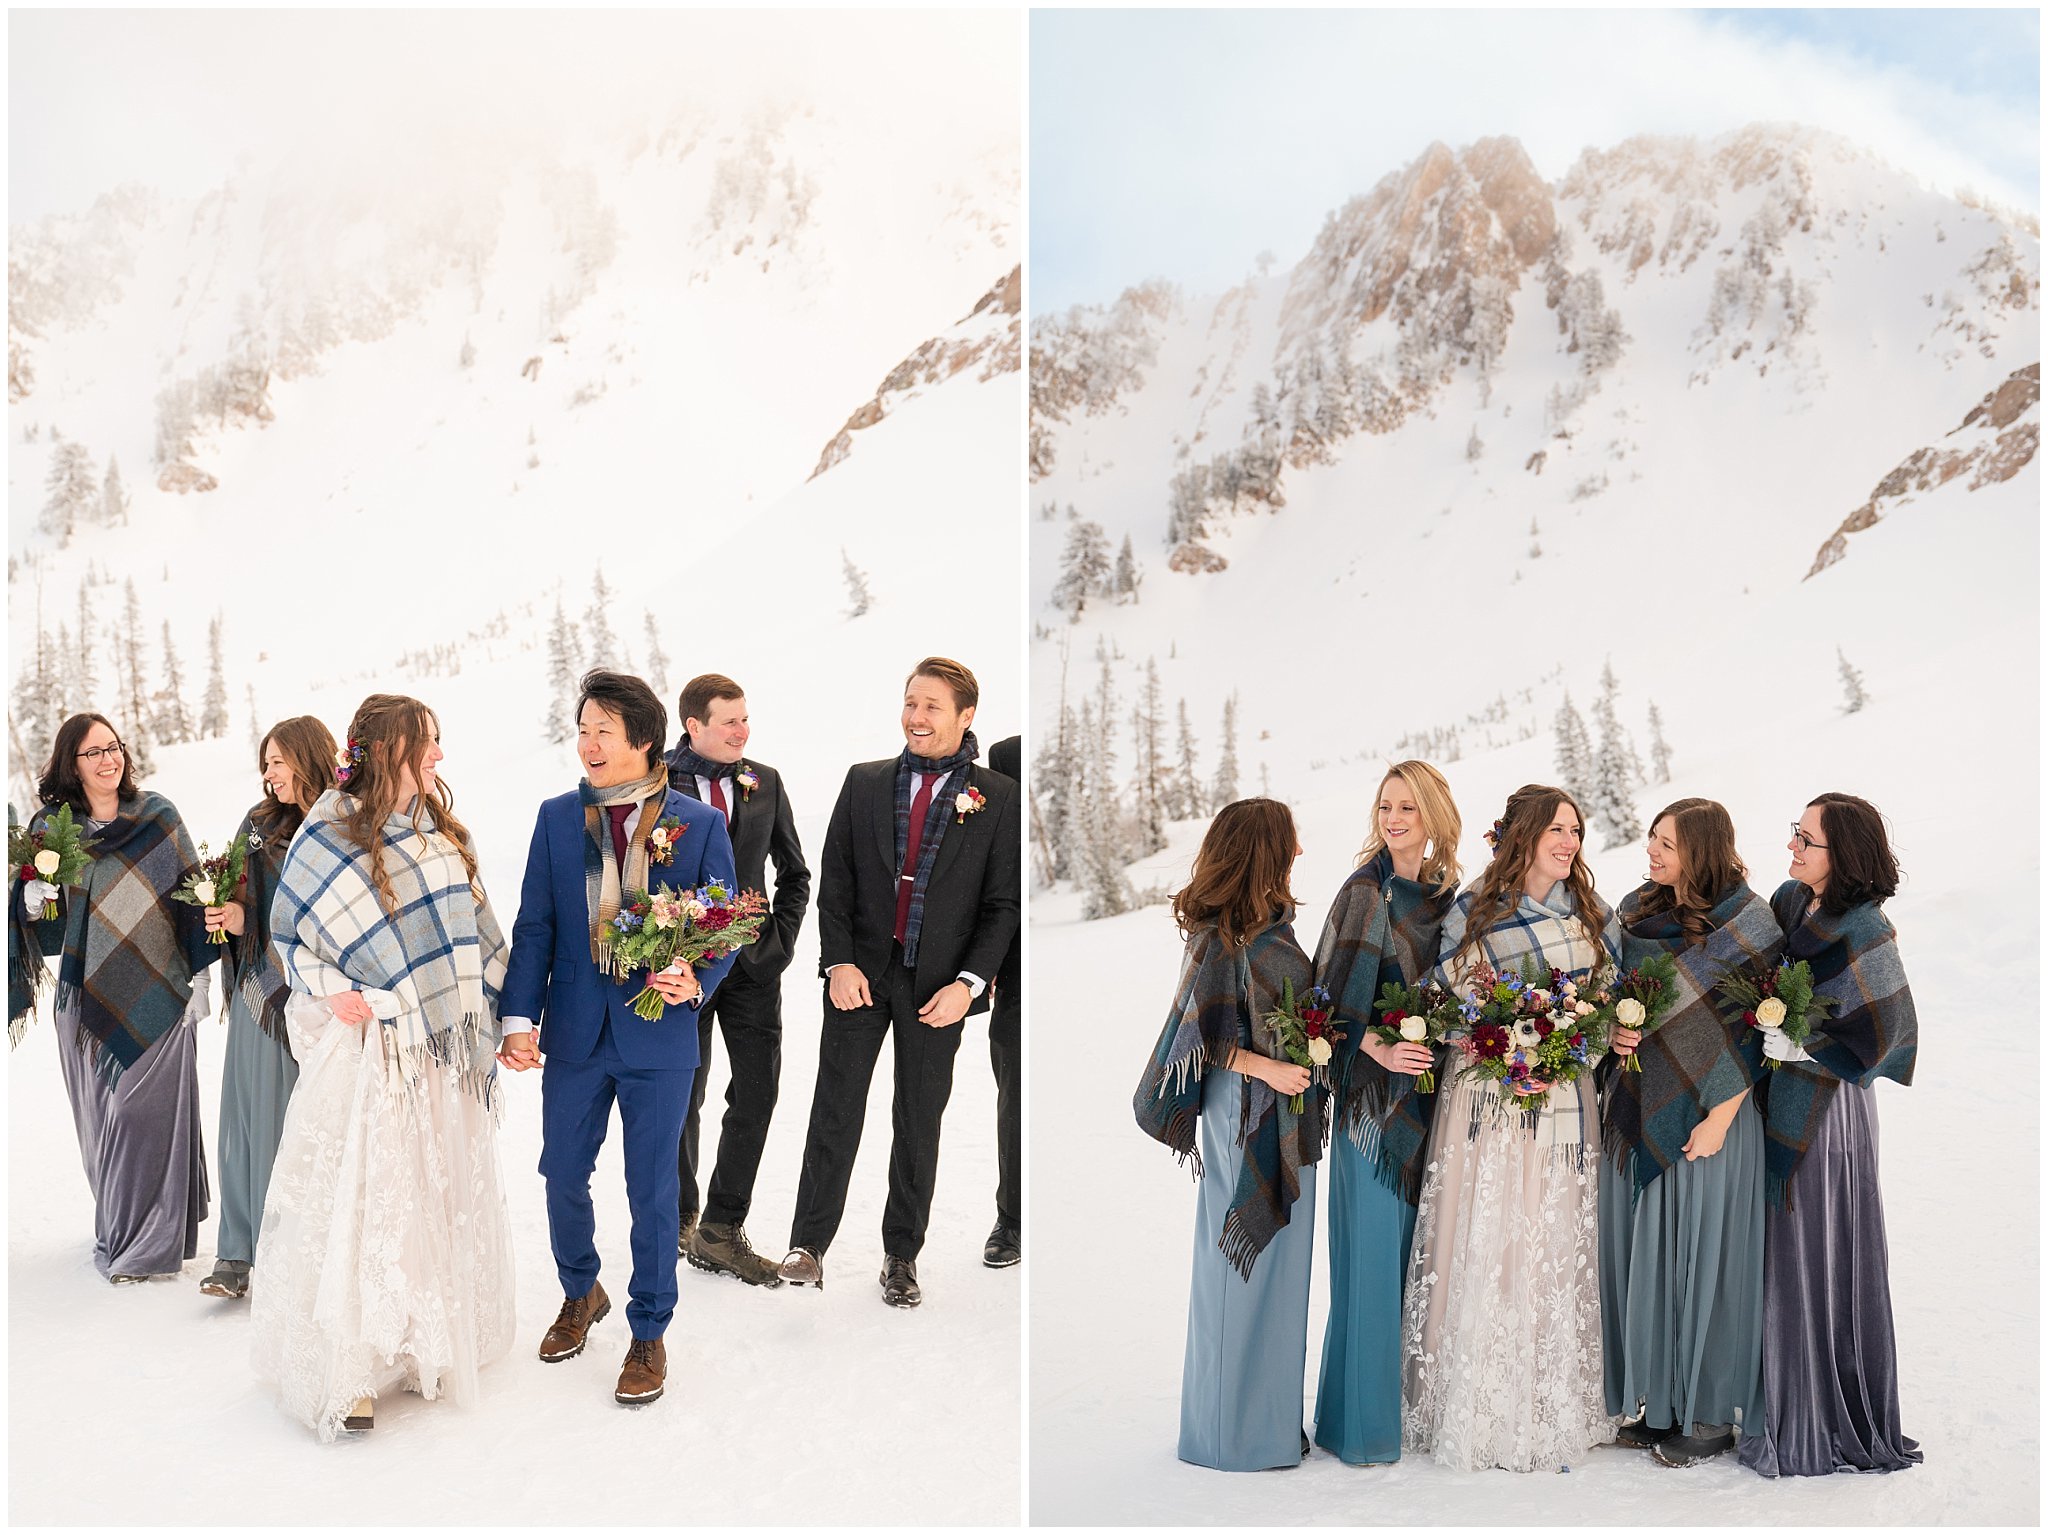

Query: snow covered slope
left=1028, top=124, right=2037, bottom=1525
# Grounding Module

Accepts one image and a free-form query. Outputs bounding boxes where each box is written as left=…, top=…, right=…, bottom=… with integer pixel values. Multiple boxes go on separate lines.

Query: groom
left=499, top=669, right=740, bottom=1406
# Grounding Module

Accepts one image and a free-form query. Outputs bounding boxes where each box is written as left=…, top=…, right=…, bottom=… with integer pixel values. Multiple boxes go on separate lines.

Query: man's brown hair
left=905, top=656, right=978, bottom=711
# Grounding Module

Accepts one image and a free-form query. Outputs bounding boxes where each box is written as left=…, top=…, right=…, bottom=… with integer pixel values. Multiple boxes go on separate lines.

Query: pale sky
left=1031, top=7, right=2040, bottom=311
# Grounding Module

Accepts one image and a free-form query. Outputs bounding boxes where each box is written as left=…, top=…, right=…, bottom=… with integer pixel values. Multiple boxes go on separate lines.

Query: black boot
left=1615, top=1415, right=1676, bottom=1449
left=1654, top=1425, right=1735, bottom=1467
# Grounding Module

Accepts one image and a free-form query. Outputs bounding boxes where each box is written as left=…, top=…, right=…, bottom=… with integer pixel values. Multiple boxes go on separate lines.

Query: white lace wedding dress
left=250, top=995, right=518, bottom=1441
left=1399, top=918, right=1617, bottom=1472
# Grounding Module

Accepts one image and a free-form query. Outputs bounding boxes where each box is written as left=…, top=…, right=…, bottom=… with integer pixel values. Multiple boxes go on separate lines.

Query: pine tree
left=100, top=455, right=130, bottom=526
left=1594, top=660, right=1645, bottom=791
left=1132, top=658, right=1168, bottom=857
left=584, top=567, right=619, bottom=666
left=1170, top=698, right=1203, bottom=819
left=1646, top=701, right=1673, bottom=784
left=1212, top=692, right=1240, bottom=807
left=642, top=612, right=670, bottom=698
left=245, top=683, right=261, bottom=751
left=1114, top=533, right=1142, bottom=604
left=154, top=620, right=195, bottom=744
left=70, top=580, right=98, bottom=714
left=1075, top=698, right=1136, bottom=920
left=841, top=548, right=873, bottom=618
left=1837, top=646, right=1868, bottom=713
left=1553, top=692, right=1594, bottom=808
left=1465, top=424, right=1485, bottom=461
left=118, top=581, right=156, bottom=778
left=200, top=614, right=230, bottom=738
left=543, top=599, right=584, bottom=743
left=1590, top=703, right=1641, bottom=849
left=1052, top=518, right=1112, bottom=619
left=40, top=437, right=97, bottom=545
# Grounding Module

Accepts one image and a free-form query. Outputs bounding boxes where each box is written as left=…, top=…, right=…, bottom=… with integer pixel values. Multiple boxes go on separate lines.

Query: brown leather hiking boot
left=538, top=1280, right=611, bottom=1362
left=615, top=1336, right=667, bottom=1405
left=686, top=1221, right=786, bottom=1287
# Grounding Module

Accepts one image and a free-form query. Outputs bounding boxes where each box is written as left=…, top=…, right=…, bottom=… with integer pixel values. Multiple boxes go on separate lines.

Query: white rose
left=955, top=792, right=975, bottom=814
left=1574, top=1001, right=1595, bottom=1017
left=1615, top=998, right=1646, bottom=1027
left=1399, top=1017, right=1428, bottom=1043
left=651, top=909, right=677, bottom=931
left=650, top=827, right=670, bottom=846
left=1754, top=996, right=1788, bottom=1030
left=33, top=849, right=60, bottom=878
left=1306, top=1036, right=1333, bottom=1066
left=193, top=880, right=217, bottom=905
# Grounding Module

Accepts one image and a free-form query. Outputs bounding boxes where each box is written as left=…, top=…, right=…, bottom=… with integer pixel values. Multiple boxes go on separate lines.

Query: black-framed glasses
left=1789, top=823, right=1827, bottom=852
left=76, top=743, right=125, bottom=764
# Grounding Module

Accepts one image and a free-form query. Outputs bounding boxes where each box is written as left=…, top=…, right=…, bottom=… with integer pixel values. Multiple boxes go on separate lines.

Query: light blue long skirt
left=1313, top=1127, right=1415, bottom=1463
left=215, top=999, right=300, bottom=1266
left=1178, top=1069, right=1317, bottom=1472
left=1598, top=1095, right=1765, bottom=1434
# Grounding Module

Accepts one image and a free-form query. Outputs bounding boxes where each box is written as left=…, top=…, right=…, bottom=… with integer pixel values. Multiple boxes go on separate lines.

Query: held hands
left=1610, top=1025, right=1643, bottom=1058
left=917, top=980, right=972, bottom=1029
left=203, top=901, right=246, bottom=938
left=497, top=1030, right=541, bottom=1071
left=1363, top=1035, right=1434, bottom=1076
left=828, top=965, right=873, bottom=1012
left=648, top=963, right=702, bottom=1007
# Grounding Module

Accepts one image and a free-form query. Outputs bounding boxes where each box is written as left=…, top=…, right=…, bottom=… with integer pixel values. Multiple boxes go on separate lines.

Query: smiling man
left=779, top=657, right=1019, bottom=1307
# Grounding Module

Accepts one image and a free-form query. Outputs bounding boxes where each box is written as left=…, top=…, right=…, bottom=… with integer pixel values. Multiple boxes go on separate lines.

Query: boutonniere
left=954, top=785, right=986, bottom=824
left=647, top=816, right=686, bottom=865
left=736, top=765, right=760, bottom=802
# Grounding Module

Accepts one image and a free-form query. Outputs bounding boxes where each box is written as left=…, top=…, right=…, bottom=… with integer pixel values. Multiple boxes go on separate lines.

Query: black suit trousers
left=789, top=947, right=965, bottom=1261
left=990, top=984, right=1020, bottom=1229
left=677, top=964, right=784, bottom=1227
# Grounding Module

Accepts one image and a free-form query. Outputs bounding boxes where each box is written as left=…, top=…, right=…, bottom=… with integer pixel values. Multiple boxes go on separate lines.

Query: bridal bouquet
left=168, top=833, right=252, bottom=942
left=601, top=879, right=769, bottom=1020
left=1264, top=979, right=1341, bottom=1114
left=1716, top=958, right=1835, bottom=1068
left=1600, top=950, right=1680, bottom=1072
left=1452, top=958, right=1613, bottom=1112
left=1370, top=979, right=1459, bottom=1093
left=11, top=806, right=93, bottom=920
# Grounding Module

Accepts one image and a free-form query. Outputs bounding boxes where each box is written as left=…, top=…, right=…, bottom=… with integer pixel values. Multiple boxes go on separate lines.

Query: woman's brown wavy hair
left=1453, top=783, right=1604, bottom=971
left=1172, top=797, right=1298, bottom=952
left=333, top=694, right=478, bottom=916
left=1627, top=797, right=1747, bottom=944
left=250, top=715, right=338, bottom=845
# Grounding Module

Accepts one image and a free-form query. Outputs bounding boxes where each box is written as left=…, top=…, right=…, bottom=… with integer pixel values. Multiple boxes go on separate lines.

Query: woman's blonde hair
left=1353, top=759, right=1462, bottom=895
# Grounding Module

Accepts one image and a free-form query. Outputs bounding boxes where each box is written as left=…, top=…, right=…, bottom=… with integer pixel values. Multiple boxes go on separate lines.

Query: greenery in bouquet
left=1452, top=956, right=1613, bottom=1112
left=167, top=833, right=252, bottom=942
left=1264, top=979, right=1342, bottom=1114
left=601, top=879, right=769, bottom=1020
left=1370, top=978, right=1459, bottom=1092
left=1715, top=957, right=1836, bottom=1068
left=10, top=805, right=95, bottom=921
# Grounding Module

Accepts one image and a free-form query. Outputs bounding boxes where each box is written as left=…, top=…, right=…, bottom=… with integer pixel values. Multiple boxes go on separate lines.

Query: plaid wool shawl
left=1314, top=849, right=1457, bottom=1204
left=224, top=808, right=294, bottom=1050
left=1757, top=880, right=1918, bottom=1206
left=1602, top=881, right=1781, bottom=1188
left=271, top=790, right=508, bottom=1103
left=1134, top=916, right=1322, bottom=1280
left=1431, top=879, right=1622, bottom=1151
left=579, top=768, right=671, bottom=978
left=9, top=793, right=212, bottom=1084
left=893, top=730, right=978, bottom=967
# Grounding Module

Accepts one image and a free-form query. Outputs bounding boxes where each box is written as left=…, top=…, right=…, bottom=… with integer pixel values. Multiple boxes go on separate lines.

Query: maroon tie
left=709, top=775, right=728, bottom=819
left=893, top=772, right=936, bottom=946
left=607, top=805, right=632, bottom=871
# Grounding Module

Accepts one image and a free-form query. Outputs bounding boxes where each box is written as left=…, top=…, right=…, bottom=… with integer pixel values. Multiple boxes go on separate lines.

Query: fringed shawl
left=579, top=768, right=671, bottom=978
left=1602, top=881, right=1781, bottom=1188
left=1757, top=880, right=1918, bottom=1207
left=223, top=808, right=294, bottom=1050
left=271, top=790, right=507, bottom=1105
left=1134, top=916, right=1320, bottom=1280
left=1314, top=849, right=1457, bottom=1204
left=9, top=793, right=212, bottom=1086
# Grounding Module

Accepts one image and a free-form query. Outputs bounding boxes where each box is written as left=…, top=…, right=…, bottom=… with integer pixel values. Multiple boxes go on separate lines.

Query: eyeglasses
left=1789, top=823, right=1827, bottom=852
left=76, top=743, right=125, bottom=764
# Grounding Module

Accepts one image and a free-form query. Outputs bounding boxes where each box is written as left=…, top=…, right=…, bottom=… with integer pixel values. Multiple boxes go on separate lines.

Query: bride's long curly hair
left=332, top=694, right=478, bottom=916
left=1453, top=783, right=1604, bottom=971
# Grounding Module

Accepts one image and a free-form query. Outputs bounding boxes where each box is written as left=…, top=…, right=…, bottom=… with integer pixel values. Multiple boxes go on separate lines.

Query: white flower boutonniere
left=954, top=785, right=987, bottom=825
left=736, top=765, right=760, bottom=802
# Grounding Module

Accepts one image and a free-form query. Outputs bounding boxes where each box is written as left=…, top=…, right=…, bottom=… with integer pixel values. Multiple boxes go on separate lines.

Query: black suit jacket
left=985, top=735, right=1021, bottom=1003
left=666, top=753, right=811, bottom=980
left=815, top=756, right=1019, bottom=1016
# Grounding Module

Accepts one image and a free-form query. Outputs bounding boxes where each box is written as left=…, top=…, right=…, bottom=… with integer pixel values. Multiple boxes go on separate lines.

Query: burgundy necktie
left=893, top=772, right=936, bottom=946
left=607, top=805, right=632, bottom=871
left=709, top=775, right=728, bottom=819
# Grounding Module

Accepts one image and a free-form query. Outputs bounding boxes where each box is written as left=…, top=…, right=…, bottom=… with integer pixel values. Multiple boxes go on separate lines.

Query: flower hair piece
left=334, top=739, right=368, bottom=784
left=1482, top=816, right=1507, bottom=854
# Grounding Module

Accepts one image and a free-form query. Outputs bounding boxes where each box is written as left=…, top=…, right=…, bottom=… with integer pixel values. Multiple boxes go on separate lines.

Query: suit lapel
left=870, top=762, right=897, bottom=877
left=924, top=766, right=972, bottom=892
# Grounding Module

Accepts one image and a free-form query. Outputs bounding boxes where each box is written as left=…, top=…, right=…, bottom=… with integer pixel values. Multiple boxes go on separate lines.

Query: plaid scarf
left=1602, top=881, right=1780, bottom=1188
left=271, top=790, right=507, bottom=1104
left=579, top=767, right=672, bottom=978
left=1314, top=849, right=1457, bottom=1203
left=1134, top=917, right=1322, bottom=1280
left=224, top=808, right=294, bottom=1050
left=1757, top=880, right=1918, bottom=1207
left=894, top=730, right=978, bottom=967
left=9, top=793, right=210, bottom=1086
left=1433, top=879, right=1622, bottom=1154
left=665, top=742, right=744, bottom=794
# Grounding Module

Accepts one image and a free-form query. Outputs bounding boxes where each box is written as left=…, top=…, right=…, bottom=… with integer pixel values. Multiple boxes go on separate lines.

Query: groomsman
left=779, top=658, right=1020, bottom=1307
left=665, top=673, right=811, bottom=1288
left=983, top=734, right=1021, bottom=1269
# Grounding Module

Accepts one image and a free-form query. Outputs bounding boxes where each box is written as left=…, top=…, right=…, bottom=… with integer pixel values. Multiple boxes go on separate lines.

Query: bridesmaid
left=1311, top=761, right=1460, bottom=1465
left=1739, top=793, right=1920, bottom=1477
left=9, top=712, right=217, bottom=1282
left=1135, top=798, right=1322, bottom=1472
left=199, top=716, right=338, bottom=1300
left=1599, top=799, right=1783, bottom=1465
left=1399, top=783, right=1638, bottom=1472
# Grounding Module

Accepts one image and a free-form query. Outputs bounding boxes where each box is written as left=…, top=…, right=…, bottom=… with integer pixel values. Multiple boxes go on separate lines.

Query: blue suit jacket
left=502, top=787, right=740, bottom=1070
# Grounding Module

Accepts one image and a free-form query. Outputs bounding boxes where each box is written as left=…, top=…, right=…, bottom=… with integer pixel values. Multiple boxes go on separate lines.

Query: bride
left=250, top=694, right=517, bottom=1440
left=1400, top=784, right=1638, bottom=1471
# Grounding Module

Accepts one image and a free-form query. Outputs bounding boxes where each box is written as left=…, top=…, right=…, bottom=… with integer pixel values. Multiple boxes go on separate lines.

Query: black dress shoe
left=983, top=1221, right=1020, bottom=1268
left=1654, top=1426, right=1735, bottom=1467
left=1615, top=1417, right=1676, bottom=1449
left=880, top=1254, right=922, bottom=1308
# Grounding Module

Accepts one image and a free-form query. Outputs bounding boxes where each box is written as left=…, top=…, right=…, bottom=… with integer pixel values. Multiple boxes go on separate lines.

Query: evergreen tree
left=584, top=567, right=619, bottom=666
left=1211, top=692, right=1240, bottom=807
left=245, top=683, right=261, bottom=751
left=200, top=614, right=230, bottom=738
left=642, top=612, right=670, bottom=698
left=154, top=620, right=195, bottom=744
left=841, top=548, right=873, bottom=618
left=71, top=580, right=98, bottom=714
left=1032, top=698, right=1075, bottom=885
left=1590, top=702, right=1641, bottom=849
left=40, top=436, right=97, bottom=545
left=543, top=599, right=584, bottom=744
left=118, top=580, right=156, bottom=778
left=1465, top=424, right=1485, bottom=462
left=1646, top=701, right=1673, bottom=784
left=1132, top=658, right=1168, bottom=857
left=1837, top=646, right=1868, bottom=713
left=1075, top=698, right=1136, bottom=920
left=100, top=454, right=130, bottom=526
left=1113, top=533, right=1142, bottom=604
left=1552, top=692, right=1594, bottom=808
left=1052, top=518, right=1112, bottom=619
left=1594, top=659, right=1645, bottom=790
left=1170, top=698, right=1203, bottom=819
